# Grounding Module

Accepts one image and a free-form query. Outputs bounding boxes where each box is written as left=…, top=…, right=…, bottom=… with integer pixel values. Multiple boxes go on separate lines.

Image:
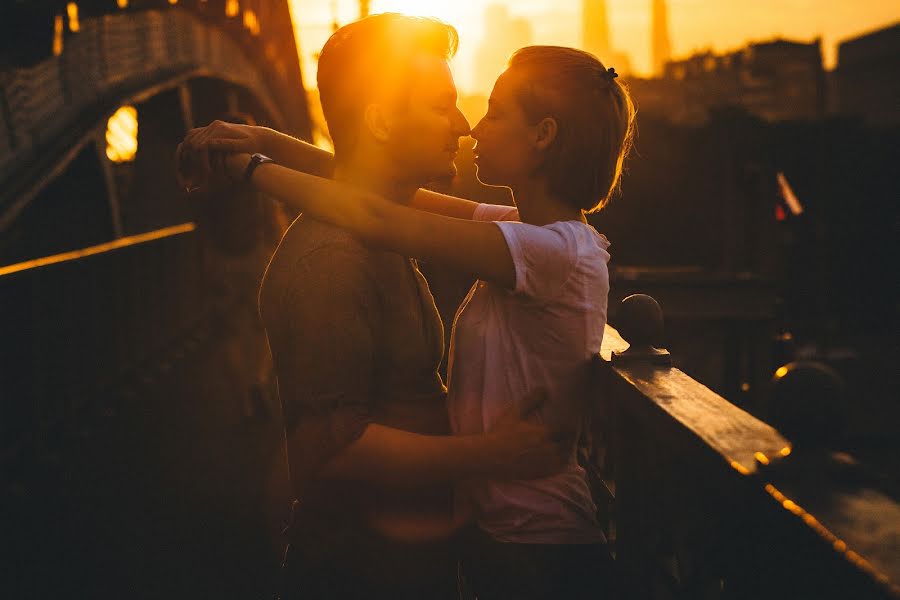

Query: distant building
left=582, top=0, right=610, bottom=59
left=834, top=22, right=900, bottom=126
left=629, top=38, right=825, bottom=124
left=580, top=0, right=632, bottom=74
left=473, top=4, right=533, bottom=94
left=651, top=0, right=672, bottom=76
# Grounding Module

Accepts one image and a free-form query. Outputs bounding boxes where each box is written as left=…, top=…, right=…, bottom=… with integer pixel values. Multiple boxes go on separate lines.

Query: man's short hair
left=317, top=13, right=459, bottom=160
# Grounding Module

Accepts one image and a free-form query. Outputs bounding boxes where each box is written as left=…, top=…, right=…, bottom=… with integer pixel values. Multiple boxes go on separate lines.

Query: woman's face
left=470, top=70, right=537, bottom=187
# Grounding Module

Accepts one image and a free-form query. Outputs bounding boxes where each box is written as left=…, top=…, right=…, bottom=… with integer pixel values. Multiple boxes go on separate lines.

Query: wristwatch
left=243, top=153, right=275, bottom=182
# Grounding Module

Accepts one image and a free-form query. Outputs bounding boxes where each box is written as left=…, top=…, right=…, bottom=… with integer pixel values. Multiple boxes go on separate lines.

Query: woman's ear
left=363, top=103, right=392, bottom=143
left=533, top=117, right=558, bottom=152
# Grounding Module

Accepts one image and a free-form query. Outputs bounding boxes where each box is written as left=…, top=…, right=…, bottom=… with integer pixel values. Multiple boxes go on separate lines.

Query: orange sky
left=289, top=0, right=899, bottom=93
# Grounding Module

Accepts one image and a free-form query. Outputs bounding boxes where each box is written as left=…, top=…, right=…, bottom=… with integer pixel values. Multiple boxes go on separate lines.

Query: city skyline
left=289, top=0, right=899, bottom=93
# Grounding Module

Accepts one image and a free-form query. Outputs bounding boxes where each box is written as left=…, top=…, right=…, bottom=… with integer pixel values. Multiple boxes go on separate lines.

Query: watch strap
left=243, top=153, right=275, bottom=182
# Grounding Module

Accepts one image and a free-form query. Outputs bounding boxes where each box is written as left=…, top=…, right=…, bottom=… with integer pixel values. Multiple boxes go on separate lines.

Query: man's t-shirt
left=448, top=203, right=610, bottom=544
left=259, top=215, right=453, bottom=586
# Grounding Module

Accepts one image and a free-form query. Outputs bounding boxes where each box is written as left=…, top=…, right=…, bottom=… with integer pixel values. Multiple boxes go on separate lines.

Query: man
left=178, top=14, right=563, bottom=599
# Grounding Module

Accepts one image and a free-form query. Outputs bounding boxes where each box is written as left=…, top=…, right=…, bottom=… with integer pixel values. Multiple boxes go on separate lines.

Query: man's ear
left=533, top=117, right=558, bottom=152
left=363, top=103, right=392, bottom=143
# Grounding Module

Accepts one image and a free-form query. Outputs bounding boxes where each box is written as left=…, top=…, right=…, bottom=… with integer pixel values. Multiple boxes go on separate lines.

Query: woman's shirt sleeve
left=494, top=221, right=578, bottom=301
left=472, top=203, right=519, bottom=222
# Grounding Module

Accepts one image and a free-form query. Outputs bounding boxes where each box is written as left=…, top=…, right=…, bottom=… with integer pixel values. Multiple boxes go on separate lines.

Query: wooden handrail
left=603, top=324, right=791, bottom=476
left=592, top=294, right=899, bottom=598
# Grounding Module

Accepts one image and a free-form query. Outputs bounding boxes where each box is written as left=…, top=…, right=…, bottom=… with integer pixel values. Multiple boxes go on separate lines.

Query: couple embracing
left=177, top=12, right=634, bottom=600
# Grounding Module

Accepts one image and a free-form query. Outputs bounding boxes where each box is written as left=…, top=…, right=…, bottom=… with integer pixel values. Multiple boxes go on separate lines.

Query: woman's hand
left=223, top=152, right=252, bottom=182
left=175, top=121, right=270, bottom=190
left=186, top=120, right=270, bottom=157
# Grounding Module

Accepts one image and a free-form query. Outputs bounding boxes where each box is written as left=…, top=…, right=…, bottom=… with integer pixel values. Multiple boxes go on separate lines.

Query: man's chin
left=408, top=161, right=458, bottom=190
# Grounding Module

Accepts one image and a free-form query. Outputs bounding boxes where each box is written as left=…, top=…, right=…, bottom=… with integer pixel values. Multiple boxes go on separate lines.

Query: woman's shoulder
left=492, top=220, right=609, bottom=302
left=550, top=222, right=611, bottom=291
left=542, top=220, right=611, bottom=261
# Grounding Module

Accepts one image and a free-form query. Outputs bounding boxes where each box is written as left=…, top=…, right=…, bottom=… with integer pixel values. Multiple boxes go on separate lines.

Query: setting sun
left=371, top=1, right=469, bottom=24
left=371, top=0, right=486, bottom=91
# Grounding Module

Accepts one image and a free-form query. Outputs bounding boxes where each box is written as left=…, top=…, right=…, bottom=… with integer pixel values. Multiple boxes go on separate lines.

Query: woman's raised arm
left=182, top=122, right=488, bottom=219
left=410, top=188, right=481, bottom=219
left=223, top=153, right=516, bottom=288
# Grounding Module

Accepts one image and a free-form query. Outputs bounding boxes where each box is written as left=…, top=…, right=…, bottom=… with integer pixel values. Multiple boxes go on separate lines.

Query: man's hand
left=487, top=419, right=574, bottom=480
left=485, top=390, right=575, bottom=480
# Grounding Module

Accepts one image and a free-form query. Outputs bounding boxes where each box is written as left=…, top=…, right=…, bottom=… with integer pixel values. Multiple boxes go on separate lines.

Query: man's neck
left=333, top=157, right=419, bottom=205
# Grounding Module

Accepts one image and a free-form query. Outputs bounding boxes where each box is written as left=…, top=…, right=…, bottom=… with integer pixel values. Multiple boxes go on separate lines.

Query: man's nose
left=453, top=107, right=471, bottom=137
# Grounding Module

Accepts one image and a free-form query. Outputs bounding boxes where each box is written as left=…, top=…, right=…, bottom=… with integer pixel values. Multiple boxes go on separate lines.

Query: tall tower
left=651, top=0, right=672, bottom=75
left=474, top=5, right=533, bottom=94
left=582, top=0, right=610, bottom=60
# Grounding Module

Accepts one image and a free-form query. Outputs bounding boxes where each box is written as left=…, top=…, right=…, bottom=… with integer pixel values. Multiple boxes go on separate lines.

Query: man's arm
left=320, top=421, right=559, bottom=488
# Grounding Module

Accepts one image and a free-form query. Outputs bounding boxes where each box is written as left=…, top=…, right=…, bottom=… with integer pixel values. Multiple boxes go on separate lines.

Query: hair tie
left=606, top=67, right=618, bottom=81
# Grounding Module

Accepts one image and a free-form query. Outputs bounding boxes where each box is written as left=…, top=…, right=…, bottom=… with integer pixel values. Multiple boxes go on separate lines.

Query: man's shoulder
left=279, top=215, right=371, bottom=258
left=260, top=217, right=384, bottom=310
left=265, top=216, right=384, bottom=280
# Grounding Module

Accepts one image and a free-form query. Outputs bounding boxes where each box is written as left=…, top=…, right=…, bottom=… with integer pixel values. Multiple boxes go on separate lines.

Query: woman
left=182, top=45, right=634, bottom=599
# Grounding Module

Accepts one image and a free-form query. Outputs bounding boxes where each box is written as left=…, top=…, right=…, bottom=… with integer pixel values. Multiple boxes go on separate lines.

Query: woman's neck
left=510, top=178, right=586, bottom=226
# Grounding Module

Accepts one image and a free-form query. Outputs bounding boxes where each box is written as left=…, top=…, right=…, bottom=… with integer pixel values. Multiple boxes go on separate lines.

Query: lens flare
left=67, top=3, right=80, bottom=33
left=106, top=106, right=138, bottom=163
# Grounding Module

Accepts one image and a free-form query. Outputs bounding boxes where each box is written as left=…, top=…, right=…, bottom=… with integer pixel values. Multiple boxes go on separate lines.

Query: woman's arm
left=263, top=128, right=335, bottom=177
left=224, top=153, right=516, bottom=288
left=181, top=122, right=490, bottom=218
left=176, top=121, right=333, bottom=184
left=410, top=188, right=481, bottom=219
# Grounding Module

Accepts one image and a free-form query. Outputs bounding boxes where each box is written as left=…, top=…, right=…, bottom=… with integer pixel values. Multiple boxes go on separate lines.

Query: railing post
left=611, top=293, right=672, bottom=367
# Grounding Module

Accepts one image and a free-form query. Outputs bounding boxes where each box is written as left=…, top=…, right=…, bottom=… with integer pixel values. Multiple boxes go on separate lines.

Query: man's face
left=383, top=56, right=471, bottom=184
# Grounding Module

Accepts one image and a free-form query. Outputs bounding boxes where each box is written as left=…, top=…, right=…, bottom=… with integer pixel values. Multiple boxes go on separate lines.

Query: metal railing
left=2, top=10, right=268, bottom=207
left=1, top=2, right=310, bottom=226
left=1, top=223, right=207, bottom=459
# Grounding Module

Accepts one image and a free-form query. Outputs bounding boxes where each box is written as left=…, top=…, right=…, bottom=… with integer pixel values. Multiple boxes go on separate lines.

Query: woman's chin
left=474, top=164, right=497, bottom=186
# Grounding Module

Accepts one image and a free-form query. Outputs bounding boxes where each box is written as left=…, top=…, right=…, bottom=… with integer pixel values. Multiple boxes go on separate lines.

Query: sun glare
left=371, top=1, right=467, bottom=23
left=371, top=1, right=482, bottom=91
